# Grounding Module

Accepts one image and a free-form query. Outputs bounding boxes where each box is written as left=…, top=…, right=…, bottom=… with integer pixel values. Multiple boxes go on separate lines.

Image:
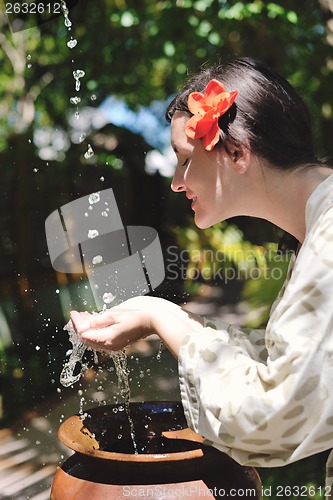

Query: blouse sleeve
left=178, top=207, right=333, bottom=468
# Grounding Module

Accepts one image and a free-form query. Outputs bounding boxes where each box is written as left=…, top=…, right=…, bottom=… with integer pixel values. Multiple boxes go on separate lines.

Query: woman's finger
left=70, top=310, right=92, bottom=334
left=70, top=309, right=119, bottom=333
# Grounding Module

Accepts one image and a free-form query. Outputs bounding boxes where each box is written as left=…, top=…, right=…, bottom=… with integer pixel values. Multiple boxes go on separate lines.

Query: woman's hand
left=70, top=296, right=204, bottom=358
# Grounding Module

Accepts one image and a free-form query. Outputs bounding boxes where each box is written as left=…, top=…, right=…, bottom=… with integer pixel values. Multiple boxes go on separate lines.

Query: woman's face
left=170, top=111, right=240, bottom=228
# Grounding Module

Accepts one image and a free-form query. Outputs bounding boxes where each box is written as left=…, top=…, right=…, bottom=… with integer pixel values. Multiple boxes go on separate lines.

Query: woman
left=71, top=57, right=333, bottom=492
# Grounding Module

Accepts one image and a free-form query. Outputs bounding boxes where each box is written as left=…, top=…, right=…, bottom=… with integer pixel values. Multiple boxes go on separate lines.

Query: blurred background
left=1, top=0, right=333, bottom=497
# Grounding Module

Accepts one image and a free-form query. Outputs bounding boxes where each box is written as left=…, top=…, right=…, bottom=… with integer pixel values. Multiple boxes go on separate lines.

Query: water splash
left=70, top=96, right=81, bottom=105
left=92, top=255, right=103, bottom=265
left=103, top=292, right=115, bottom=304
left=67, top=38, right=78, bottom=49
left=60, top=318, right=138, bottom=453
left=156, top=340, right=164, bottom=360
left=73, top=69, right=85, bottom=91
left=61, top=0, right=72, bottom=29
left=60, top=320, right=87, bottom=387
left=88, top=229, right=99, bottom=239
left=110, top=351, right=138, bottom=454
left=88, top=192, right=100, bottom=204
left=84, top=144, right=94, bottom=159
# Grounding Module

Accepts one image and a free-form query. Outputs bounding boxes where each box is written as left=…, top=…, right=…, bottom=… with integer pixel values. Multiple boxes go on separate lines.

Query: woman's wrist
left=149, top=301, right=205, bottom=358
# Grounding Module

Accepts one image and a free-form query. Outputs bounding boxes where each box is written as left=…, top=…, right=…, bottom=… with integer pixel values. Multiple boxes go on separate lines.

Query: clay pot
left=51, top=402, right=262, bottom=499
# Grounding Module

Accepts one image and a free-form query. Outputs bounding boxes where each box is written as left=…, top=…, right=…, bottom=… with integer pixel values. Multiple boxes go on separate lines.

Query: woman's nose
left=171, top=167, right=186, bottom=192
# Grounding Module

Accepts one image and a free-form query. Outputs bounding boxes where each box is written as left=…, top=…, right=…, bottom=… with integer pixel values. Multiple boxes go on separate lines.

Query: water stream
left=60, top=318, right=138, bottom=453
left=58, top=1, right=137, bottom=453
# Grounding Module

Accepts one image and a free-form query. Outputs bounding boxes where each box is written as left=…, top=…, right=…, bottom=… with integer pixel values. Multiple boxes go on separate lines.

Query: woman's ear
left=228, top=141, right=251, bottom=174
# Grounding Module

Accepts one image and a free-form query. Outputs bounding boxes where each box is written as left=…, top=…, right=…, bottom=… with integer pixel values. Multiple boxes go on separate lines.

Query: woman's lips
left=186, top=193, right=197, bottom=210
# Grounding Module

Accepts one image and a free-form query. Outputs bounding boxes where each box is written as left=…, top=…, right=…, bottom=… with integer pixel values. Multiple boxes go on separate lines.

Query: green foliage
left=1, top=0, right=333, bottom=435
left=172, top=219, right=270, bottom=280
left=241, top=250, right=292, bottom=327
left=172, top=219, right=290, bottom=327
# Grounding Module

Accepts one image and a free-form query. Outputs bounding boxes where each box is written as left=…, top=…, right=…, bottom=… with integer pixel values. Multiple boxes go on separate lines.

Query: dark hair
left=166, top=57, right=327, bottom=170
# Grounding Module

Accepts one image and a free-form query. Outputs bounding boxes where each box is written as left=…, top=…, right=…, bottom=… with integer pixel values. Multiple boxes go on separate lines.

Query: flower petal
left=205, top=79, right=227, bottom=105
left=185, top=79, right=238, bottom=151
left=202, top=122, right=220, bottom=151
left=185, top=114, right=214, bottom=139
left=188, top=92, right=207, bottom=114
left=215, top=90, right=238, bottom=115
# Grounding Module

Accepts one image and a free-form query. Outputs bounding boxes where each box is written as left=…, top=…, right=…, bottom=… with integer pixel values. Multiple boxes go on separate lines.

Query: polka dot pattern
left=178, top=174, right=333, bottom=491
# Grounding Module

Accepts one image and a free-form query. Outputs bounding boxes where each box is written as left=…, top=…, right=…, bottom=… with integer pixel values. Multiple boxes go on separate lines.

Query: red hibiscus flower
left=185, top=79, right=238, bottom=151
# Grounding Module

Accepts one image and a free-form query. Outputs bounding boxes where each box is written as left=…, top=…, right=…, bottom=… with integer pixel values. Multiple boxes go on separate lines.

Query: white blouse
left=178, top=173, right=333, bottom=495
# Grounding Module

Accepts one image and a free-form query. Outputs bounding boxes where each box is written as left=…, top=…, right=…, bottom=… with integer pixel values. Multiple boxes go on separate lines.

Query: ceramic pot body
left=51, top=402, right=262, bottom=499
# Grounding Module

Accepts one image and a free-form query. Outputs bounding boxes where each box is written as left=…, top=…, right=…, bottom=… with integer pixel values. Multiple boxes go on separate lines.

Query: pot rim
left=58, top=402, right=205, bottom=463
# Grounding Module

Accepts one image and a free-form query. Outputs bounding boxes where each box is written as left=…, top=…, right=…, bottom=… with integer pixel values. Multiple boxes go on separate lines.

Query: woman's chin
left=194, top=213, right=214, bottom=229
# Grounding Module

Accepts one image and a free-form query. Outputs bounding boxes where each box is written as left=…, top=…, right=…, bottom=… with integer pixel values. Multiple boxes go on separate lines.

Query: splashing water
left=88, top=229, right=99, bottom=239
left=88, top=192, right=100, bottom=204
left=84, top=144, right=94, bottom=159
left=67, top=38, right=78, bottom=49
left=103, top=292, right=115, bottom=304
left=92, top=255, right=103, bottom=265
left=156, top=340, right=164, bottom=361
left=70, top=96, right=81, bottom=105
left=110, top=350, right=138, bottom=454
left=60, top=318, right=138, bottom=453
left=61, top=0, right=72, bottom=29
left=73, top=69, right=85, bottom=91
left=60, top=320, right=87, bottom=387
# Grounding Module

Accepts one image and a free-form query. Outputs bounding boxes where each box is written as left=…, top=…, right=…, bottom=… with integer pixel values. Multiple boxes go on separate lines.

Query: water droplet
left=73, top=69, right=85, bottom=80
left=61, top=0, right=72, bottom=28
left=92, top=255, right=103, bottom=265
left=67, top=38, right=77, bottom=49
left=117, top=434, right=122, bottom=439
left=79, top=133, right=86, bottom=143
left=88, top=192, right=100, bottom=204
left=27, top=54, right=31, bottom=60
left=103, top=292, right=115, bottom=304
left=74, top=111, right=80, bottom=120
left=90, top=94, right=97, bottom=101
left=35, top=346, right=41, bottom=351
left=70, top=96, right=81, bottom=105
left=73, top=69, right=85, bottom=91
left=84, top=144, right=94, bottom=159
left=27, top=63, right=32, bottom=69
left=88, top=229, right=99, bottom=239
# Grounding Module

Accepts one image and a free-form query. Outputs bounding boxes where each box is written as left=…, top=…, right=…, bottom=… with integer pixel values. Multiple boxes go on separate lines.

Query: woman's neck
left=251, top=164, right=333, bottom=243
